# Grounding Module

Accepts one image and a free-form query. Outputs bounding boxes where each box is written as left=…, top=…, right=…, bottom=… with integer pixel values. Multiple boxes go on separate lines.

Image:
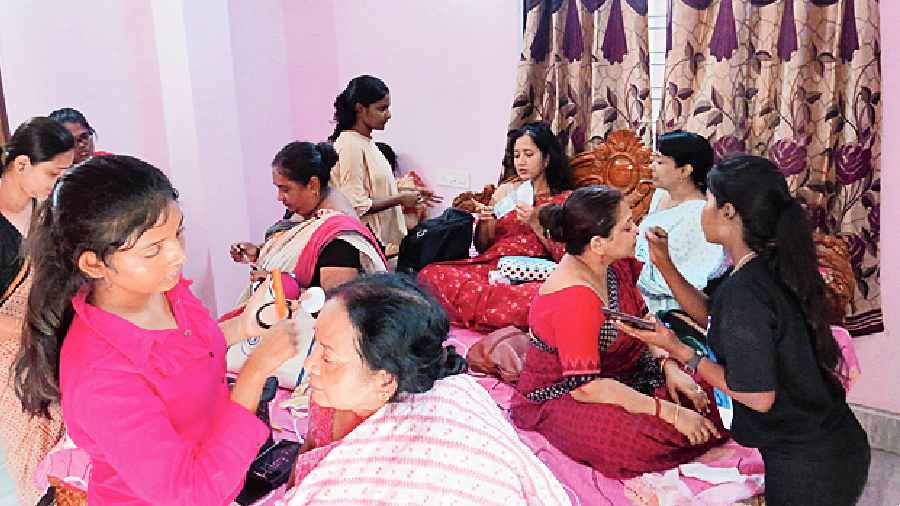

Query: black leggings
left=761, top=416, right=870, bottom=506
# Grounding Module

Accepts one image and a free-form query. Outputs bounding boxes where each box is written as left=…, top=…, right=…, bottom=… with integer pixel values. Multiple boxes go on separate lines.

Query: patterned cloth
left=662, top=0, right=882, bottom=336
left=279, top=374, right=570, bottom=506
left=511, top=260, right=727, bottom=478
left=0, top=270, right=65, bottom=505
left=418, top=191, right=569, bottom=331
left=635, top=189, right=727, bottom=315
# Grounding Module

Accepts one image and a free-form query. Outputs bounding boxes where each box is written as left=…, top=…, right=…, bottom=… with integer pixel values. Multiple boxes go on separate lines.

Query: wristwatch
left=683, top=348, right=706, bottom=374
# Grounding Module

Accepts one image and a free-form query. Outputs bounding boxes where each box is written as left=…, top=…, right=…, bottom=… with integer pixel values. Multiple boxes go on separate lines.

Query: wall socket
left=438, top=170, right=470, bottom=189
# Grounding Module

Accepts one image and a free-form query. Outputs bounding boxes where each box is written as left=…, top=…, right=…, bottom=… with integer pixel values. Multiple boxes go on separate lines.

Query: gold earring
left=379, top=392, right=390, bottom=401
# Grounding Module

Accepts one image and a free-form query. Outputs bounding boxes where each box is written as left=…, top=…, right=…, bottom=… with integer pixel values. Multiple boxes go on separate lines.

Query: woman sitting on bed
left=227, top=141, right=387, bottom=308
left=510, top=186, right=727, bottom=479
left=635, top=131, right=725, bottom=316
left=418, top=122, right=573, bottom=331
left=281, top=273, right=569, bottom=505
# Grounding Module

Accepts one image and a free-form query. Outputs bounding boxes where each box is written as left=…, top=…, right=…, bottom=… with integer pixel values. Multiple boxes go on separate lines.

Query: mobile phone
left=601, top=308, right=657, bottom=330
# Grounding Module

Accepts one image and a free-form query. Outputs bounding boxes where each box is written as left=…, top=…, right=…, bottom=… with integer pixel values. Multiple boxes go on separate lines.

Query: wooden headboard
left=569, top=129, right=655, bottom=223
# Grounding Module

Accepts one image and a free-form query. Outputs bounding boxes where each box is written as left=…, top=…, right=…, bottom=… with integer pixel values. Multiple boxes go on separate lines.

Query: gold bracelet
left=659, top=356, right=671, bottom=371
left=673, top=404, right=680, bottom=426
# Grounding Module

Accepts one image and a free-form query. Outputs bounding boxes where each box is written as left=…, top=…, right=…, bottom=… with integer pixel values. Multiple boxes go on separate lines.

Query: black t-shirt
left=707, top=256, right=851, bottom=449
left=0, top=213, right=24, bottom=295
left=308, top=239, right=361, bottom=288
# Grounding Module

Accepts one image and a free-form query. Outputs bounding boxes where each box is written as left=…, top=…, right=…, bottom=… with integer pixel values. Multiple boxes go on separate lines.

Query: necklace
left=731, top=251, right=757, bottom=274
left=570, top=255, right=609, bottom=304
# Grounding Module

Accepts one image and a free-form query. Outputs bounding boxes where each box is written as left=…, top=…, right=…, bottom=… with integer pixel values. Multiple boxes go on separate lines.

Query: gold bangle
left=659, top=356, right=671, bottom=371
left=673, top=404, right=681, bottom=426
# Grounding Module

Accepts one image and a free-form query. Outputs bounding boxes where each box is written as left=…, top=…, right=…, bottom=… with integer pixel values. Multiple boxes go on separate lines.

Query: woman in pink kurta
left=418, top=122, right=574, bottom=331
left=14, top=156, right=303, bottom=505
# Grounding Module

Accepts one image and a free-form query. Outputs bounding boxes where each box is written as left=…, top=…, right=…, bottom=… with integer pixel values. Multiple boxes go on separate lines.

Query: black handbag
left=231, top=377, right=301, bottom=505
left=396, top=208, right=474, bottom=273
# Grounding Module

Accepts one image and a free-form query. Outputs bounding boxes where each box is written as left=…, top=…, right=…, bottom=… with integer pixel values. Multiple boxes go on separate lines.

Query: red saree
left=418, top=192, right=569, bottom=332
left=510, top=259, right=727, bottom=479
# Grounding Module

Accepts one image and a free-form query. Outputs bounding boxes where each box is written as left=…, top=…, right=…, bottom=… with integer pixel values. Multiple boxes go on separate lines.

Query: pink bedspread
left=38, top=327, right=773, bottom=506
left=446, top=327, right=766, bottom=506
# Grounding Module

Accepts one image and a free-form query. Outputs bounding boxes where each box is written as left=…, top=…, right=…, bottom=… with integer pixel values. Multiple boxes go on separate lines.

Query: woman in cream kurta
left=332, top=130, right=407, bottom=252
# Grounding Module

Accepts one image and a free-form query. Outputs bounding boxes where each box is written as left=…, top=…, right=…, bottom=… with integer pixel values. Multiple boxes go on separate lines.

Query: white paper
left=515, top=179, right=535, bottom=205
left=678, top=462, right=745, bottom=485
left=493, top=180, right=534, bottom=219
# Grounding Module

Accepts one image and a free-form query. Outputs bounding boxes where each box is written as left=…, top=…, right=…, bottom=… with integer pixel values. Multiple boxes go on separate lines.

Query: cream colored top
left=332, top=130, right=407, bottom=250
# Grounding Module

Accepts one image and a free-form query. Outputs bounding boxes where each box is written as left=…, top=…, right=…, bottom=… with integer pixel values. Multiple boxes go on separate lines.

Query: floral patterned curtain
left=509, top=0, right=653, bottom=156
left=661, top=0, right=881, bottom=336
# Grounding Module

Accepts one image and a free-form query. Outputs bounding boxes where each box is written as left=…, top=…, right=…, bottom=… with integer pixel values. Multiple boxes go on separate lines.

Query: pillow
left=497, top=256, right=558, bottom=282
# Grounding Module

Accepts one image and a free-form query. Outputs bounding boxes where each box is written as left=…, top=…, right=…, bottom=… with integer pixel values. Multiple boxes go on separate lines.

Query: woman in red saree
left=418, top=122, right=573, bottom=331
left=511, top=186, right=727, bottom=479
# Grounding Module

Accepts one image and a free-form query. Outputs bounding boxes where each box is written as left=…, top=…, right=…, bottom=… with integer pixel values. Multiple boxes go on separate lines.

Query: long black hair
left=327, top=273, right=467, bottom=399
left=657, top=130, right=714, bottom=192
left=706, top=155, right=842, bottom=389
left=328, top=75, right=389, bottom=142
left=1, top=117, right=75, bottom=173
left=506, top=122, right=574, bottom=194
left=15, top=155, right=178, bottom=417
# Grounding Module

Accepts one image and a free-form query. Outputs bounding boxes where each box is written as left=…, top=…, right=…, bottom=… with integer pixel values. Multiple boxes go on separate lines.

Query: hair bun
left=538, top=203, right=567, bottom=243
left=315, top=142, right=339, bottom=169
left=438, top=346, right=468, bottom=377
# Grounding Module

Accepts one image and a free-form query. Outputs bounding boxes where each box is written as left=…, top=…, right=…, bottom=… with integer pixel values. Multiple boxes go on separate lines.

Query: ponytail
left=328, top=76, right=389, bottom=142
left=15, top=199, right=84, bottom=417
left=769, top=200, right=843, bottom=390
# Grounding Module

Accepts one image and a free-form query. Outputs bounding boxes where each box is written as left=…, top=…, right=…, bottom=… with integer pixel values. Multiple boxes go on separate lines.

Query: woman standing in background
left=328, top=75, right=438, bottom=255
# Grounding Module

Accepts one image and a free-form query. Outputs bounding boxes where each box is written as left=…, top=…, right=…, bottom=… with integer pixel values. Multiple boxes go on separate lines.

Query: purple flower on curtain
left=769, top=138, right=807, bottom=176
left=810, top=0, right=859, bottom=63
left=868, top=204, right=880, bottom=233
left=587, top=0, right=647, bottom=63
left=709, top=0, right=738, bottom=61
left=531, top=0, right=565, bottom=62
left=844, top=233, right=867, bottom=268
left=712, top=135, right=745, bottom=162
left=749, top=0, right=798, bottom=61
left=777, top=0, right=798, bottom=60
left=602, top=0, right=628, bottom=63
left=563, top=0, right=585, bottom=61
left=667, top=0, right=713, bottom=54
left=834, top=144, right=872, bottom=184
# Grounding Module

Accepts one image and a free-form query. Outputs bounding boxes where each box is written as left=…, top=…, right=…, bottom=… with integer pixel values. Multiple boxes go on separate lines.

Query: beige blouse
left=332, top=130, right=407, bottom=251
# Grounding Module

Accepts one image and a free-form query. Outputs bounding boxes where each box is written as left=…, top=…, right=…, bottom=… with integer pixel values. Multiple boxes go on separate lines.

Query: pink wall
left=3, top=2, right=895, bottom=414
left=846, top=2, right=900, bottom=414
left=0, top=0, right=169, bottom=169
left=283, top=0, right=523, bottom=209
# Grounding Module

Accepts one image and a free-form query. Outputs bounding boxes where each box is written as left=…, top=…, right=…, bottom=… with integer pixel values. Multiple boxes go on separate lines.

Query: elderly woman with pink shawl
left=277, top=274, right=570, bottom=506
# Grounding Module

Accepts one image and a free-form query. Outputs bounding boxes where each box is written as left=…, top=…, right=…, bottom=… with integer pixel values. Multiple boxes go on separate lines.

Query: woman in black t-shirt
left=615, top=155, right=869, bottom=505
